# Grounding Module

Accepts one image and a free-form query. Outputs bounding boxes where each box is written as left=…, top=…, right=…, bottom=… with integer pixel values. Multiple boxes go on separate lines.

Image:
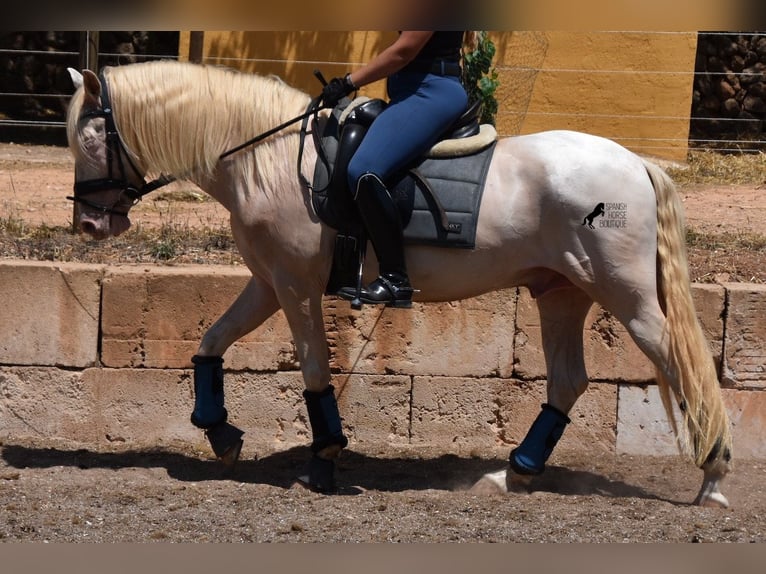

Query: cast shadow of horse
left=0, top=443, right=676, bottom=504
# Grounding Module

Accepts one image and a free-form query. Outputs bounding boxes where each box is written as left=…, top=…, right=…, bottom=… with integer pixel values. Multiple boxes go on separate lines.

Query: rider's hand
left=321, top=74, right=357, bottom=108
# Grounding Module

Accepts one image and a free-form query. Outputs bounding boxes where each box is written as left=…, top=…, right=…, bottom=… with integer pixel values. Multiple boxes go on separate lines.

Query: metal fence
left=0, top=32, right=180, bottom=144
left=1, top=31, right=765, bottom=153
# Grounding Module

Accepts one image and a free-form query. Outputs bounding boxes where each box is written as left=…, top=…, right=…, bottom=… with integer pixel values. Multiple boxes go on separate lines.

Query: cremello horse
left=66, top=60, right=732, bottom=507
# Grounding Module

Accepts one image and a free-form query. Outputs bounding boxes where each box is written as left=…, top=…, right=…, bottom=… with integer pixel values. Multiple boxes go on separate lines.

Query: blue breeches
left=347, top=71, right=467, bottom=189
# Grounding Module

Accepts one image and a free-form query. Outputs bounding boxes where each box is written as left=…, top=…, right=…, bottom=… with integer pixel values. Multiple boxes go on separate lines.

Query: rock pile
left=690, top=32, right=766, bottom=149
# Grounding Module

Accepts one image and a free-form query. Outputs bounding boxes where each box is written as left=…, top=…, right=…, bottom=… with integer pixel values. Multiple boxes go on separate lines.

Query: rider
left=320, top=31, right=469, bottom=308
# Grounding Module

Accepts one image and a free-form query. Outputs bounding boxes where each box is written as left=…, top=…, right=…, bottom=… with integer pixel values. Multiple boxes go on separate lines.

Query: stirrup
left=374, top=274, right=415, bottom=308
left=338, top=274, right=415, bottom=308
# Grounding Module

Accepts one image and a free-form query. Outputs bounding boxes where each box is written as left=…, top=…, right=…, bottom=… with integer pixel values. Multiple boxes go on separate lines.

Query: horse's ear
left=80, top=69, right=102, bottom=108
left=67, top=68, right=101, bottom=108
left=67, top=67, right=83, bottom=90
left=82, top=70, right=101, bottom=99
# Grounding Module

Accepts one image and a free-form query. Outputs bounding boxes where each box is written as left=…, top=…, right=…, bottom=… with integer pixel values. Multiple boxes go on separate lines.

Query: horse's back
left=413, top=130, right=662, bottom=300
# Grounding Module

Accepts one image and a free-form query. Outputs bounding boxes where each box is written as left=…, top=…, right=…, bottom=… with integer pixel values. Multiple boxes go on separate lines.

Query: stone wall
left=0, top=261, right=764, bottom=461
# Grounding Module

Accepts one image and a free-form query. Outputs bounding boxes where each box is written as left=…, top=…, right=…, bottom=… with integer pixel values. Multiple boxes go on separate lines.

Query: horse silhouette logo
left=582, top=202, right=605, bottom=229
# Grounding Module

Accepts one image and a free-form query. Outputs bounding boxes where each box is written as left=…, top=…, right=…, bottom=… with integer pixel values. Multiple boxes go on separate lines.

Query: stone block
left=0, top=261, right=102, bottom=367
left=100, top=265, right=298, bottom=370
left=224, top=372, right=413, bottom=450
left=719, top=388, right=766, bottom=459
left=326, top=290, right=517, bottom=378
left=221, top=371, right=309, bottom=451
left=514, top=284, right=725, bottom=383
left=722, top=283, right=766, bottom=388
left=334, top=374, right=412, bottom=446
left=0, top=367, right=97, bottom=443
left=616, top=384, right=680, bottom=457
left=616, top=384, right=766, bottom=459
left=410, top=376, right=617, bottom=457
left=81, top=367, right=199, bottom=449
left=694, top=283, right=727, bottom=371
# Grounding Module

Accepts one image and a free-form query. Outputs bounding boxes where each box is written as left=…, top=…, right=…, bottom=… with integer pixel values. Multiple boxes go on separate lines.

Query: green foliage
left=462, top=31, right=500, bottom=126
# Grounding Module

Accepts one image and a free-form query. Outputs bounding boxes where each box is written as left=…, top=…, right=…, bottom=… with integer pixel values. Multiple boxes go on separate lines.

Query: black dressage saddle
left=309, top=97, right=497, bottom=295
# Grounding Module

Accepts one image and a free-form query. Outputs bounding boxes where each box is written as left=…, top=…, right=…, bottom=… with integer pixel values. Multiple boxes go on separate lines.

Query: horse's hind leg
left=597, top=279, right=731, bottom=508
left=472, top=286, right=593, bottom=493
left=509, top=286, right=594, bottom=476
left=613, top=300, right=731, bottom=507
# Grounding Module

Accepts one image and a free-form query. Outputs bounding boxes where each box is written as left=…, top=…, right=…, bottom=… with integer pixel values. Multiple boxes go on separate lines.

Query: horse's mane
left=68, top=60, right=312, bottom=182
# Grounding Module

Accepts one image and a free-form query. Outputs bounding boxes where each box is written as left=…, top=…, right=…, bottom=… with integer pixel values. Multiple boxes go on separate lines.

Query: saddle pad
left=309, top=104, right=496, bottom=250
left=394, top=142, right=496, bottom=249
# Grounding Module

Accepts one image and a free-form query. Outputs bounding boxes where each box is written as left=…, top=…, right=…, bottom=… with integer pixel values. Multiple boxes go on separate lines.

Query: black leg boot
left=190, top=355, right=244, bottom=468
left=337, top=173, right=414, bottom=308
left=296, top=385, right=349, bottom=492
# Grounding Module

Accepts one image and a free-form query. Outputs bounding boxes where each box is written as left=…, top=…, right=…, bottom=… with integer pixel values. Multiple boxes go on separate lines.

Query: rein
left=69, top=72, right=325, bottom=216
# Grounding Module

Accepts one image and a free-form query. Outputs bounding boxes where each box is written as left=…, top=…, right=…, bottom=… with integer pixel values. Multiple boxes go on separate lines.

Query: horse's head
left=66, top=68, right=143, bottom=239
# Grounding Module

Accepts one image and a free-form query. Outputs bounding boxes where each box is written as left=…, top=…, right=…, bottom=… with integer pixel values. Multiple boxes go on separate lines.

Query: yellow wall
left=179, top=31, right=697, bottom=161
left=492, top=31, right=697, bottom=160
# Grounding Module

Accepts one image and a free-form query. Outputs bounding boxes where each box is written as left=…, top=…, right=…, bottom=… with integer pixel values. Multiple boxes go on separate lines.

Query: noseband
left=67, top=73, right=175, bottom=217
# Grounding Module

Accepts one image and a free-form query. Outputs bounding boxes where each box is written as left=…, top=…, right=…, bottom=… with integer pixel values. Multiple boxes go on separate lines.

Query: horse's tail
left=643, top=158, right=732, bottom=470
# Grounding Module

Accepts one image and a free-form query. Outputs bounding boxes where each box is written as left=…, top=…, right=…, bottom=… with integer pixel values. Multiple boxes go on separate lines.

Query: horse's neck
left=116, top=70, right=307, bottom=183
left=197, top=129, right=315, bottom=217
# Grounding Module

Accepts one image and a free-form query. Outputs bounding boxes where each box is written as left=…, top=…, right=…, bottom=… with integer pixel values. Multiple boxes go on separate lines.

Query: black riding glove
left=321, top=74, right=357, bottom=108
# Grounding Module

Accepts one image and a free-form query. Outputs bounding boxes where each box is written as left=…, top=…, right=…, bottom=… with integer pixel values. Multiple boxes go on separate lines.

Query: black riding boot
left=338, top=173, right=414, bottom=308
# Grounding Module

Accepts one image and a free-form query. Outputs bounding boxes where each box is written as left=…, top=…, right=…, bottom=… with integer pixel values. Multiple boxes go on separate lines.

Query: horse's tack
left=309, top=97, right=496, bottom=296
left=310, top=97, right=496, bottom=249
left=339, top=96, right=497, bottom=158
left=68, top=73, right=177, bottom=215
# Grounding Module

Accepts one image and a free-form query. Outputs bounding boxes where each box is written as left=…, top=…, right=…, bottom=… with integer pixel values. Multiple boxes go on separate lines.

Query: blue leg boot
left=190, top=355, right=243, bottom=467
left=297, top=385, right=349, bottom=492
left=510, top=403, right=571, bottom=475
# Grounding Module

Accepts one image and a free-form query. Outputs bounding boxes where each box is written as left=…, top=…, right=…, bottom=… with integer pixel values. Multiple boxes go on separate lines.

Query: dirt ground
left=1, top=143, right=766, bottom=543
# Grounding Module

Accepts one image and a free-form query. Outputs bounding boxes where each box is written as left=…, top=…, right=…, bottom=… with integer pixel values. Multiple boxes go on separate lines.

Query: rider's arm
left=347, top=31, right=433, bottom=88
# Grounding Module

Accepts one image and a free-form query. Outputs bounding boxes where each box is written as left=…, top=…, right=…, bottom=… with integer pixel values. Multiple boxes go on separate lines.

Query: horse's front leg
left=191, top=274, right=280, bottom=465
left=274, top=280, right=348, bottom=493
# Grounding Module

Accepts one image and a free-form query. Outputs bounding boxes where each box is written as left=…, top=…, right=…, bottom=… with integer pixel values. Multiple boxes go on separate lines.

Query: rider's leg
left=341, top=72, right=467, bottom=306
left=340, top=172, right=414, bottom=307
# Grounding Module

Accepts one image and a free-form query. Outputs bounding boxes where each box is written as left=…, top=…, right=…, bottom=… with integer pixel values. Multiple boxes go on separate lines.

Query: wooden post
left=188, top=32, right=204, bottom=64
left=72, top=31, right=99, bottom=233
left=78, top=31, right=99, bottom=73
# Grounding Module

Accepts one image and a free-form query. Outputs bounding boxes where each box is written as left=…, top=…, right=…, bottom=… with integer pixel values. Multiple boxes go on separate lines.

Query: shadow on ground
left=1, top=442, right=674, bottom=503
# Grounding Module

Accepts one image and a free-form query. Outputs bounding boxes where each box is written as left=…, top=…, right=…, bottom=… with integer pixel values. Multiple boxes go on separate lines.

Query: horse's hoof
left=694, top=492, right=730, bottom=508
left=219, top=437, right=243, bottom=470
left=295, top=455, right=337, bottom=493
left=469, top=470, right=508, bottom=494
left=205, top=421, right=244, bottom=468
left=506, top=468, right=535, bottom=492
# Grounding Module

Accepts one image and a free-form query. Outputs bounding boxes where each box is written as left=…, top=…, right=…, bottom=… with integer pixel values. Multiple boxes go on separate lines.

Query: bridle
left=68, top=71, right=326, bottom=218
left=67, top=73, right=176, bottom=217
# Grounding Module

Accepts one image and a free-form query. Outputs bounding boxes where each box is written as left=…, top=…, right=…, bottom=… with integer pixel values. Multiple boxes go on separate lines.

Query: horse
left=65, top=60, right=732, bottom=507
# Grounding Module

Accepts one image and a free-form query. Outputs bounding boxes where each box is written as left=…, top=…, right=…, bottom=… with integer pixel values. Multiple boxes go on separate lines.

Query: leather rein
left=68, top=72, right=325, bottom=217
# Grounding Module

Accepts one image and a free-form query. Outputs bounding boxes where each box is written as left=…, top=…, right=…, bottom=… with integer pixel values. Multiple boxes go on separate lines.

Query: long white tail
left=643, top=159, right=732, bottom=469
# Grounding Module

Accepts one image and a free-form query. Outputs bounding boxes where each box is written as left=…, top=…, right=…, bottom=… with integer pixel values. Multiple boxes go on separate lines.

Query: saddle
left=309, top=96, right=497, bottom=295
